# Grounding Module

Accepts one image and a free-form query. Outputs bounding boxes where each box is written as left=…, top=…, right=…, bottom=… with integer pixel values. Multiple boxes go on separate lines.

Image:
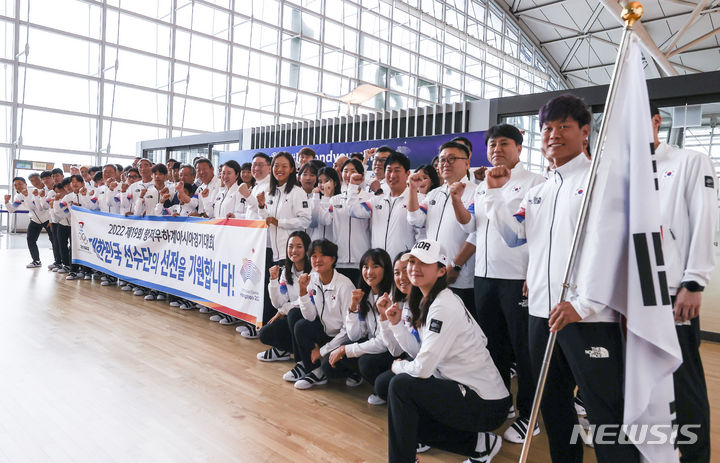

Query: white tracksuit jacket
left=390, top=288, right=509, bottom=400
left=268, top=266, right=304, bottom=315
left=485, top=153, right=617, bottom=322
left=655, top=143, right=717, bottom=295
left=348, top=186, right=416, bottom=261
left=344, top=293, right=393, bottom=358
left=461, top=163, right=545, bottom=280
left=255, top=184, right=312, bottom=262
left=297, top=270, right=356, bottom=357
left=408, top=177, right=477, bottom=289
left=317, top=188, right=372, bottom=269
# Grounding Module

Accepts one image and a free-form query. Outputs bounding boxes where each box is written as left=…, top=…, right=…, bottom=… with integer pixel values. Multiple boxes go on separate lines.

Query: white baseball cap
left=401, top=239, right=449, bottom=266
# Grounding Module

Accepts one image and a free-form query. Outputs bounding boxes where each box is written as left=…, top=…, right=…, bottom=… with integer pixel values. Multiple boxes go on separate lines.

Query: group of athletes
left=4, top=93, right=715, bottom=463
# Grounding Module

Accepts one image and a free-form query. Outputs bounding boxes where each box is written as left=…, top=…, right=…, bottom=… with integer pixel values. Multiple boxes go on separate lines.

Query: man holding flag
left=652, top=104, right=716, bottom=463
left=485, top=93, right=640, bottom=463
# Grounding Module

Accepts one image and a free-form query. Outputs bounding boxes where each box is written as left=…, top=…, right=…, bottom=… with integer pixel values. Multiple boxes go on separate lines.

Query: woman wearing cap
left=386, top=239, right=511, bottom=463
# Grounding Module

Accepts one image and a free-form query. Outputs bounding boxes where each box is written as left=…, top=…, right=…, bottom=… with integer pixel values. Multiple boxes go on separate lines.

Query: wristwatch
left=681, top=281, right=704, bottom=292
left=453, top=264, right=462, bottom=273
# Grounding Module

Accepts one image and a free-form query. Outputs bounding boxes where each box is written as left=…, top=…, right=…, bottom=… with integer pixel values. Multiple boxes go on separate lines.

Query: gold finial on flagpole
left=622, top=2, right=644, bottom=27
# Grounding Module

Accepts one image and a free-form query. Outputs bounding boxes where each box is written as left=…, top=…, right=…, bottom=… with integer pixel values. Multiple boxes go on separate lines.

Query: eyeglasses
left=374, top=157, right=388, bottom=164
left=437, top=156, right=468, bottom=165
left=127, top=174, right=140, bottom=179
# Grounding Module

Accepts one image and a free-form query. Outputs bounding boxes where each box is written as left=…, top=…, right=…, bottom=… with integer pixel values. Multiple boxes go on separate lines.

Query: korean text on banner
left=71, top=206, right=267, bottom=325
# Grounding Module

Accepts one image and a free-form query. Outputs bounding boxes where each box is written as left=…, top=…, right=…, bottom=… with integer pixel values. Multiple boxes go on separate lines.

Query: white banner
left=71, top=206, right=267, bottom=325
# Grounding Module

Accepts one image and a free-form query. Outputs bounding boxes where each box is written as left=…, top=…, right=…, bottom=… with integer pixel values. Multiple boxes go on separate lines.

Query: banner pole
left=517, top=3, right=645, bottom=462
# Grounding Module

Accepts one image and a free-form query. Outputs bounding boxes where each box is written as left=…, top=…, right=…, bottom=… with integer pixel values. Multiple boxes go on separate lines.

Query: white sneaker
left=294, top=370, right=327, bottom=390
left=133, top=289, right=145, bottom=296
left=169, top=300, right=181, bottom=307
left=156, top=293, right=166, bottom=301
left=47, top=263, right=56, bottom=270
left=57, top=267, right=69, bottom=274
left=65, top=273, right=79, bottom=280
left=416, top=443, right=430, bottom=453
left=464, top=433, right=501, bottom=463
left=27, top=261, right=41, bottom=268
left=52, top=266, right=60, bottom=272
left=209, top=314, right=223, bottom=322
left=198, top=306, right=212, bottom=313
left=100, top=280, right=113, bottom=286
left=367, top=394, right=386, bottom=406
left=120, top=284, right=133, bottom=291
left=100, top=275, right=108, bottom=281
left=83, top=273, right=92, bottom=280
left=502, top=417, right=540, bottom=443
left=345, top=373, right=363, bottom=387
left=219, top=317, right=239, bottom=325
left=179, top=303, right=194, bottom=310
left=507, top=405, right=516, bottom=419
left=240, top=324, right=259, bottom=339
left=283, top=363, right=307, bottom=382
left=257, top=347, right=291, bottom=362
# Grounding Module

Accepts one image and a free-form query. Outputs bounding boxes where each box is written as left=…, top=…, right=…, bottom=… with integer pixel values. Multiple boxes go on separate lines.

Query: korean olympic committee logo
left=76, top=221, right=90, bottom=252
left=240, top=258, right=261, bottom=284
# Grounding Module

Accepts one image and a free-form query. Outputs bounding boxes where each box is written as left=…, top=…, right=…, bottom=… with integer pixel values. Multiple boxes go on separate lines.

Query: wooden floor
left=0, top=245, right=718, bottom=463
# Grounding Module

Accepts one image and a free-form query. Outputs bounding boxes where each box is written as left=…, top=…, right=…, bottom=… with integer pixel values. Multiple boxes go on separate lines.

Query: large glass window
left=2, top=0, right=565, bottom=188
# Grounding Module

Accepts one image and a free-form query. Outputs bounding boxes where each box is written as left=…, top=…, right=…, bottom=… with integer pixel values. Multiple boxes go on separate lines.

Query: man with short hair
left=251, top=152, right=272, bottom=190
left=364, top=147, right=391, bottom=195
left=454, top=124, right=545, bottom=443
left=652, top=105, right=716, bottom=463
left=349, top=150, right=415, bottom=260
left=297, top=147, right=316, bottom=168
left=194, top=159, right=221, bottom=218
left=485, top=95, right=637, bottom=462
left=408, top=141, right=477, bottom=315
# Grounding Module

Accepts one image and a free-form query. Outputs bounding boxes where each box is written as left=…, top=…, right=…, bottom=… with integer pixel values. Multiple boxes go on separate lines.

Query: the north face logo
left=585, top=347, right=609, bottom=358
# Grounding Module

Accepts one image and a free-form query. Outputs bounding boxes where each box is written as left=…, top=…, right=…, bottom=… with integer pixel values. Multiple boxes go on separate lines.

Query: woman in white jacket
left=321, top=248, right=397, bottom=397
left=289, top=239, right=355, bottom=389
left=255, top=152, right=312, bottom=264
left=209, top=160, right=254, bottom=220
left=316, top=159, right=371, bottom=285
left=257, top=231, right=312, bottom=362
left=386, top=239, right=511, bottom=463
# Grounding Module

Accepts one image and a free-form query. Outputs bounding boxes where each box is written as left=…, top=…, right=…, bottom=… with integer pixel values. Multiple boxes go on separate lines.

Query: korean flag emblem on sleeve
left=429, top=318, right=443, bottom=333
left=302, top=201, right=308, bottom=208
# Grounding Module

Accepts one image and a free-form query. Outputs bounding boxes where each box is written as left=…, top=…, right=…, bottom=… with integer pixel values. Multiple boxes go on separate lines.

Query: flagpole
left=518, top=3, right=645, bottom=462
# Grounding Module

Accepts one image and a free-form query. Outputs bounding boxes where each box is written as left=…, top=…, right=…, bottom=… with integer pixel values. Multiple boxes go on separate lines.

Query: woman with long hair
left=255, top=152, right=312, bottom=262
left=253, top=152, right=312, bottom=332
left=257, top=231, right=312, bottom=362
left=321, top=248, right=398, bottom=399
left=385, top=240, right=510, bottom=463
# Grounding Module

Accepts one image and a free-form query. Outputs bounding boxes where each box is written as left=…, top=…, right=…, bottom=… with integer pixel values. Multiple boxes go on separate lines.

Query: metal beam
left=515, top=0, right=568, bottom=16
left=598, top=0, right=679, bottom=76
left=559, top=3, right=610, bottom=71
left=663, top=0, right=713, bottom=55
left=564, top=59, right=701, bottom=74
left=520, top=14, right=582, bottom=35
left=667, top=26, right=720, bottom=57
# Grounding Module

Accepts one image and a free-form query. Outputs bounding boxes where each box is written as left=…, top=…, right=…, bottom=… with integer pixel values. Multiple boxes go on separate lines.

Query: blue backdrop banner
left=218, top=130, right=489, bottom=169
